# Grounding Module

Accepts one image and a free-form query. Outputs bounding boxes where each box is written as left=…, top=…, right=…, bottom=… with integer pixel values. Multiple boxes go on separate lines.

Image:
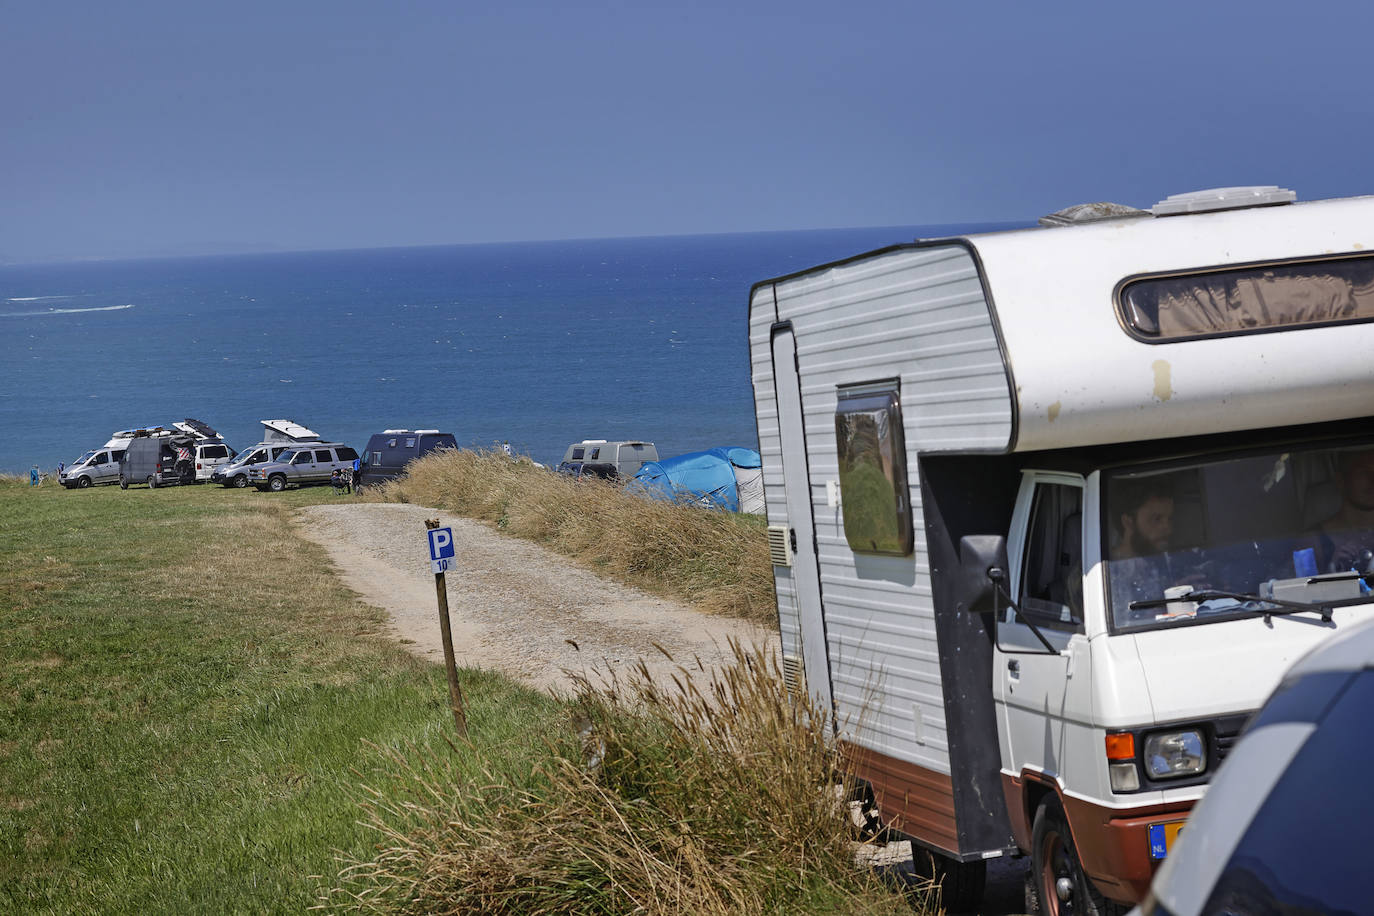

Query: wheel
left=1030, top=797, right=1128, bottom=916
left=232, top=474, right=248, bottom=489
left=119, top=477, right=129, bottom=490
left=268, top=475, right=287, bottom=492
left=77, top=476, right=92, bottom=489
left=911, top=847, right=986, bottom=913
left=147, top=475, right=158, bottom=489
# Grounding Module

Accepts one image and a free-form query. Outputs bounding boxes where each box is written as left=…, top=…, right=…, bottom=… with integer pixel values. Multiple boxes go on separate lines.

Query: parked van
left=748, top=187, right=1374, bottom=910
left=357, top=429, right=457, bottom=488
left=248, top=442, right=359, bottom=492
left=213, top=419, right=323, bottom=488
left=118, top=431, right=197, bottom=488
left=61, top=426, right=154, bottom=488
left=61, top=447, right=126, bottom=488
left=556, top=439, right=657, bottom=479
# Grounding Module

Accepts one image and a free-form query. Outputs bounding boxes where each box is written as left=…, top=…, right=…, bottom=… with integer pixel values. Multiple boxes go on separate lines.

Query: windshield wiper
left=1129, top=589, right=1334, bottom=624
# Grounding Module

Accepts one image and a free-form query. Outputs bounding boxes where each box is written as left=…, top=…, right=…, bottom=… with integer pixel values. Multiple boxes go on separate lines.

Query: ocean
left=0, top=224, right=1014, bottom=474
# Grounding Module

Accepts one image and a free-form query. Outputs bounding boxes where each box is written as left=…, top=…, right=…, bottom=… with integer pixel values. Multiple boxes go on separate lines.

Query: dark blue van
left=357, top=429, right=458, bottom=488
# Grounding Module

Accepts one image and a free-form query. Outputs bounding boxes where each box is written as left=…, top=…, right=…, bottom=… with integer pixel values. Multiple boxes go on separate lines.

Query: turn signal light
left=1105, top=732, right=1136, bottom=761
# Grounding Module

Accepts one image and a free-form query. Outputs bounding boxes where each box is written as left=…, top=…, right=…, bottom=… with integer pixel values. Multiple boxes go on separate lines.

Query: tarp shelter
left=631, top=447, right=764, bottom=514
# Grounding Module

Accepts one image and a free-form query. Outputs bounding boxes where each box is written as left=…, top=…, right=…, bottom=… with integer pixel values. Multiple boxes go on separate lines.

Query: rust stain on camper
left=1048, top=401, right=1061, bottom=423
left=1152, top=360, right=1173, bottom=402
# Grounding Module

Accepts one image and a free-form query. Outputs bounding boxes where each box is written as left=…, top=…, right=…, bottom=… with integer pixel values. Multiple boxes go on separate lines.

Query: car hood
left=1129, top=612, right=1351, bottom=722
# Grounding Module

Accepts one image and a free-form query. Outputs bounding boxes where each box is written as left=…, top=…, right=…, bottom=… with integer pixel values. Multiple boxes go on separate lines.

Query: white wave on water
left=7, top=295, right=72, bottom=302
left=2, top=304, right=135, bottom=317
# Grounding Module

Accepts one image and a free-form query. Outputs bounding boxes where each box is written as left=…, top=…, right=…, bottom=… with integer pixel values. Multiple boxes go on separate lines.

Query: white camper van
left=748, top=187, right=1374, bottom=911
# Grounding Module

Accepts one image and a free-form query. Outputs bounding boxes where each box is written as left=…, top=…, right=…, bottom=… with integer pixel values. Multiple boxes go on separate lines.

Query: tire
left=77, top=476, right=92, bottom=489
left=1030, top=797, right=1129, bottom=916
left=119, top=477, right=129, bottom=490
left=232, top=474, right=248, bottom=489
left=268, top=475, right=287, bottom=492
left=148, top=475, right=158, bottom=489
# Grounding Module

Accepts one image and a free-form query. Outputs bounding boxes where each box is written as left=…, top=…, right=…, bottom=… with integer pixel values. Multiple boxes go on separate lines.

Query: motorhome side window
left=1118, top=254, right=1374, bottom=341
left=1018, top=483, right=1085, bottom=631
left=834, top=386, right=913, bottom=556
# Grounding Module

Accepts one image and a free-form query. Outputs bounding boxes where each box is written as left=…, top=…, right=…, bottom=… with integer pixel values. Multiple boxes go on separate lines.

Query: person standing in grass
left=30, top=465, right=39, bottom=486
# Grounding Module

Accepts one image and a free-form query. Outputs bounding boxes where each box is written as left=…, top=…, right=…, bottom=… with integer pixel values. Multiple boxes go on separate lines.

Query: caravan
left=748, top=188, right=1374, bottom=910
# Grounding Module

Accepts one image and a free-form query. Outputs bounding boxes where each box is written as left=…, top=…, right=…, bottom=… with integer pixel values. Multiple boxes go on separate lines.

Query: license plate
left=1148, top=821, right=1185, bottom=860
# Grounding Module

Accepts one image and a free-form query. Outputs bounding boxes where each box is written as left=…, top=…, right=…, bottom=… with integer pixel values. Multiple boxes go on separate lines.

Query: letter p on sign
left=428, top=526, right=455, bottom=573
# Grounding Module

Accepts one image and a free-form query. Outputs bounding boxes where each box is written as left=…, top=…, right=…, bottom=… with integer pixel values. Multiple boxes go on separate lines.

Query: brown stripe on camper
left=842, top=742, right=959, bottom=855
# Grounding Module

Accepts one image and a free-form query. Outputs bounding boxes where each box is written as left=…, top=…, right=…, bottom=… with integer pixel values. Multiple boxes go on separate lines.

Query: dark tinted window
left=291, top=452, right=311, bottom=465
left=336, top=447, right=358, bottom=461
left=95, top=452, right=109, bottom=464
left=1018, top=483, right=1084, bottom=631
left=1200, top=671, right=1374, bottom=915
left=315, top=450, right=334, bottom=462
left=572, top=448, right=585, bottom=460
left=112, top=450, right=125, bottom=461
left=201, top=445, right=229, bottom=459
left=271, top=447, right=287, bottom=459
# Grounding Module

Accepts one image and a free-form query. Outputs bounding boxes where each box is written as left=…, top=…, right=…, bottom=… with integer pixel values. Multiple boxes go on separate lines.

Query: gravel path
left=296, top=503, right=777, bottom=695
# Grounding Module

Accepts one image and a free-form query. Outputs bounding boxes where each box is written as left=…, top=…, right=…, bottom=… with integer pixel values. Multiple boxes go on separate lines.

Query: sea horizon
left=0, top=221, right=1024, bottom=475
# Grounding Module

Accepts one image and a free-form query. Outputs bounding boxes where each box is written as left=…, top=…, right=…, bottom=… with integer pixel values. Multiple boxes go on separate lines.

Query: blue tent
left=631, top=447, right=764, bottom=513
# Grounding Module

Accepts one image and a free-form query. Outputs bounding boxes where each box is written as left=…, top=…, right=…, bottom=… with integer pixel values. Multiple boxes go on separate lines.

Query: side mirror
left=957, top=535, right=1010, bottom=616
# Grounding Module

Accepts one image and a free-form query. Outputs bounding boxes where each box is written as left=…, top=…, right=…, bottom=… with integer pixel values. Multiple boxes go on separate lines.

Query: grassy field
left=362, top=450, right=777, bottom=624
left=0, top=479, right=569, bottom=913
left=0, top=478, right=918, bottom=914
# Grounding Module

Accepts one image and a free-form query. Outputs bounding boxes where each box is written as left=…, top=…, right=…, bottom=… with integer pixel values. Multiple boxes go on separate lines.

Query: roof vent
left=1152, top=186, right=1296, bottom=216
left=1039, top=201, right=1150, bottom=227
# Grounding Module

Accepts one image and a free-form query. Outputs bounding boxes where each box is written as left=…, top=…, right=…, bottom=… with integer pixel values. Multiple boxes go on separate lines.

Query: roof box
left=1152, top=186, right=1296, bottom=216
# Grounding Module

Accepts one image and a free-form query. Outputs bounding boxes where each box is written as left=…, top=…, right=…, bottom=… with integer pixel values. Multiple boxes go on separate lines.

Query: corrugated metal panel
left=762, top=245, right=1011, bottom=778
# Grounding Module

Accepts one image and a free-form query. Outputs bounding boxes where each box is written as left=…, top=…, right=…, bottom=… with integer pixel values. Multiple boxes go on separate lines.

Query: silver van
left=556, top=439, right=658, bottom=479
left=60, top=447, right=126, bottom=488
left=247, top=442, right=360, bottom=492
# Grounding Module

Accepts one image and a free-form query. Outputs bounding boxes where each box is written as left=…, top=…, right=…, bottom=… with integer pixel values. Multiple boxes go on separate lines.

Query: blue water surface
left=0, top=224, right=1015, bottom=473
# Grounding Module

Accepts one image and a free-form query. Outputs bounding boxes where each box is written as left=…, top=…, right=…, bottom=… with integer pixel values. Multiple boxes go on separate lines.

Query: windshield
left=71, top=450, right=96, bottom=466
left=1106, top=443, right=1374, bottom=630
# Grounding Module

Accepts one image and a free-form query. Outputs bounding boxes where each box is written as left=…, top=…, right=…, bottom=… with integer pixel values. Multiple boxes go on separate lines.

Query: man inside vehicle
left=1107, top=476, right=1205, bottom=621
left=1315, top=449, right=1374, bottom=574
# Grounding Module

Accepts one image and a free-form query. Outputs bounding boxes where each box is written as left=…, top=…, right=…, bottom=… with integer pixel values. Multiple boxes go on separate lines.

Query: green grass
left=0, top=480, right=568, bottom=914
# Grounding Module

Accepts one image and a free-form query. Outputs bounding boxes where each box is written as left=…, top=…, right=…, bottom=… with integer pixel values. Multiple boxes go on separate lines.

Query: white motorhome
left=748, top=187, right=1374, bottom=911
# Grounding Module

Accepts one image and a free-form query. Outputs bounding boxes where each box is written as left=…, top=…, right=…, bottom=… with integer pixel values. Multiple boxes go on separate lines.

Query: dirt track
left=296, top=502, right=776, bottom=695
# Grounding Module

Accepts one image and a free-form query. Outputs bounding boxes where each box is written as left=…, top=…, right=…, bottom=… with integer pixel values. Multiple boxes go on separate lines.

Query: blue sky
left=3, top=1, right=1371, bottom=263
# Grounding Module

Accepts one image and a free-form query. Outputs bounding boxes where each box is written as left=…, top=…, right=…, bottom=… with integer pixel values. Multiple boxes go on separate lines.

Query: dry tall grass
left=363, top=450, right=776, bottom=624
left=327, top=644, right=921, bottom=915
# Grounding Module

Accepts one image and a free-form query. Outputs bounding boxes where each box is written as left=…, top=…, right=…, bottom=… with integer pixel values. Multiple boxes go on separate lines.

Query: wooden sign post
left=425, top=519, right=468, bottom=736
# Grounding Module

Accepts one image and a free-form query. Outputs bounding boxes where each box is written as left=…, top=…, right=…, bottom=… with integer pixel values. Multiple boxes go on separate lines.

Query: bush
left=327, top=644, right=919, bottom=915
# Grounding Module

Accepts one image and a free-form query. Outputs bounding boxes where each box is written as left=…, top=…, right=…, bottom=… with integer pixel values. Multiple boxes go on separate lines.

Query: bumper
left=1003, top=773, right=1195, bottom=904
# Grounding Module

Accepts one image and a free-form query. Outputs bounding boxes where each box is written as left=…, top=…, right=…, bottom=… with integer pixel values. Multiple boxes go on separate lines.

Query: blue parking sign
left=428, top=527, right=455, bottom=573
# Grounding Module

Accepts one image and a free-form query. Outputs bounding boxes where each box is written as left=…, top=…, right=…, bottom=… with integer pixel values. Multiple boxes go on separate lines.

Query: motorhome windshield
left=72, top=450, right=96, bottom=466
left=1105, top=443, right=1374, bottom=630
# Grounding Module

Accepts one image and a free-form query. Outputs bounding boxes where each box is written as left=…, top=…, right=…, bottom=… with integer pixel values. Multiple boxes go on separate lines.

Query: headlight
left=1144, top=730, right=1206, bottom=779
